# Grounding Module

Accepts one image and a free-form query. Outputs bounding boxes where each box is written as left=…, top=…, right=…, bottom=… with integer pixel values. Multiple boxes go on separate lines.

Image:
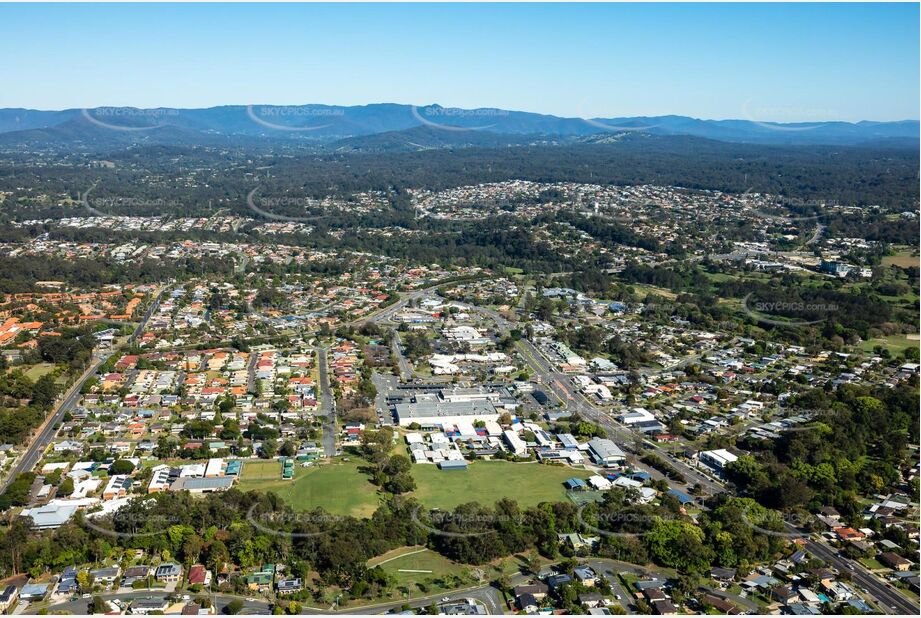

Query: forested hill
left=0, top=103, right=917, bottom=150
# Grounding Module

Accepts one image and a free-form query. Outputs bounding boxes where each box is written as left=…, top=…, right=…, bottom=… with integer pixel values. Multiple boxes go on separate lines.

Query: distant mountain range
left=0, top=103, right=916, bottom=151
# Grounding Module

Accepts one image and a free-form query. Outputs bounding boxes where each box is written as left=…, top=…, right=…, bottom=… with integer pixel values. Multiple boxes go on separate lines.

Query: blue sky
left=1, top=2, right=918, bottom=121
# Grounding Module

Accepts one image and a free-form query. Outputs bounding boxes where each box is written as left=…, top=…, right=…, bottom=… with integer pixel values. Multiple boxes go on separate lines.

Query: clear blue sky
left=1, top=2, right=918, bottom=121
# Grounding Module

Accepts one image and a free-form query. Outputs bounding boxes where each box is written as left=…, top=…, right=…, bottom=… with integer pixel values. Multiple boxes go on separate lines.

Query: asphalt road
left=35, top=591, right=269, bottom=615
left=350, top=282, right=445, bottom=329
left=2, top=285, right=167, bottom=494
left=474, top=303, right=723, bottom=496
left=470, top=304, right=919, bottom=615
left=803, top=537, right=918, bottom=615
left=317, top=346, right=337, bottom=457
left=130, top=285, right=168, bottom=343
left=0, top=352, right=110, bottom=493
left=390, top=329, right=414, bottom=381
left=246, top=349, right=258, bottom=394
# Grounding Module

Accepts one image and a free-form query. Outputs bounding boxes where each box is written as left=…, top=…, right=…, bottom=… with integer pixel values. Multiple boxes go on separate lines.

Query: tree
left=76, top=570, right=94, bottom=592
left=644, top=518, right=713, bottom=573
left=524, top=550, right=542, bottom=575
left=224, top=599, right=244, bottom=615
left=109, top=459, right=135, bottom=475
left=58, top=476, right=75, bottom=496
left=31, top=374, right=58, bottom=410
left=260, top=439, right=278, bottom=459
left=89, top=596, right=110, bottom=614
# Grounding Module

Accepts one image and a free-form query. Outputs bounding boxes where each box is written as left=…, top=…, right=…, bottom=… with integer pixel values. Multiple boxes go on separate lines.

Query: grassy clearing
left=237, top=459, right=380, bottom=517
left=410, top=461, right=584, bottom=510
left=859, top=334, right=919, bottom=356
left=626, top=284, right=677, bottom=300
left=374, top=548, right=467, bottom=581
left=355, top=548, right=477, bottom=606
left=882, top=247, right=919, bottom=269
left=23, top=363, right=57, bottom=380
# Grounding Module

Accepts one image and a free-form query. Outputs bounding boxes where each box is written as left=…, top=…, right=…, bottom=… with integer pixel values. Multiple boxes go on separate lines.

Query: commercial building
left=394, top=398, right=500, bottom=428
left=699, top=449, right=739, bottom=474
left=587, top=438, right=626, bottom=467
left=170, top=476, right=234, bottom=493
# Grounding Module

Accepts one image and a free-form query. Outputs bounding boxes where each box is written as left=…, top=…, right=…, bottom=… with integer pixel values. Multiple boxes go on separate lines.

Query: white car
left=441, top=597, right=450, bottom=602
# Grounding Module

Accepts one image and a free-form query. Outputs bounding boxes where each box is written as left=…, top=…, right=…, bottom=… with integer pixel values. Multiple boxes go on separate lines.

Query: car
left=82, top=594, right=91, bottom=599
left=441, top=597, right=450, bottom=602
left=615, top=594, right=622, bottom=600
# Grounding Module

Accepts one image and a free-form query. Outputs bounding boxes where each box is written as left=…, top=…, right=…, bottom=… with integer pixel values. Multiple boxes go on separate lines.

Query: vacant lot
left=882, top=247, right=919, bottom=269
left=411, top=461, right=584, bottom=510
left=238, top=459, right=380, bottom=517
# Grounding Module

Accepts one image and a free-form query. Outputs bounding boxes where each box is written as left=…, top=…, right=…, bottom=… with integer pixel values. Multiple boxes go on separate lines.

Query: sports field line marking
left=373, top=547, right=429, bottom=566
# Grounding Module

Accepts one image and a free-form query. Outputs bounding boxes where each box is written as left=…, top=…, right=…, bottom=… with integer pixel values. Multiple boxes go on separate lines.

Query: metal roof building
left=170, top=476, right=234, bottom=493
left=20, top=502, right=79, bottom=529
left=587, top=438, right=626, bottom=467
left=393, top=399, right=500, bottom=427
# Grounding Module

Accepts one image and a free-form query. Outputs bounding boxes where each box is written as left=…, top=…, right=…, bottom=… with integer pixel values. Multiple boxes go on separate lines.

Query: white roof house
left=699, top=449, right=739, bottom=470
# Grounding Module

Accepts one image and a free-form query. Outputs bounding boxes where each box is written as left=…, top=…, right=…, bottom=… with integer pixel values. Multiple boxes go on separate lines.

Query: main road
left=802, top=536, right=917, bottom=615
left=356, top=288, right=918, bottom=615
left=472, top=304, right=724, bottom=496
left=1, top=285, right=167, bottom=493
left=35, top=591, right=269, bottom=615
left=0, top=351, right=111, bottom=493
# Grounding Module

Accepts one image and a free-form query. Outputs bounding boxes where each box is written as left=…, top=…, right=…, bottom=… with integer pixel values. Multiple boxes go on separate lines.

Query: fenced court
left=238, top=460, right=280, bottom=480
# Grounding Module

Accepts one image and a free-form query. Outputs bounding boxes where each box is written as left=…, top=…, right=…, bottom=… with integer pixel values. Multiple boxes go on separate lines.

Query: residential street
left=317, top=346, right=337, bottom=457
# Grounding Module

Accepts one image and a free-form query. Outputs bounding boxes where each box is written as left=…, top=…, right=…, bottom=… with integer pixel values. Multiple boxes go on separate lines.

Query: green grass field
left=859, top=334, right=919, bottom=356
left=236, top=457, right=588, bottom=516
left=340, top=547, right=479, bottom=607
left=237, top=459, right=381, bottom=517
left=23, top=363, right=57, bottom=380
left=370, top=547, right=469, bottom=584
left=410, top=461, right=584, bottom=510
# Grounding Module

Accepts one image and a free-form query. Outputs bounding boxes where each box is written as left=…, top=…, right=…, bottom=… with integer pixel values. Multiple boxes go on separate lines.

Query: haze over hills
left=0, top=103, right=917, bottom=152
